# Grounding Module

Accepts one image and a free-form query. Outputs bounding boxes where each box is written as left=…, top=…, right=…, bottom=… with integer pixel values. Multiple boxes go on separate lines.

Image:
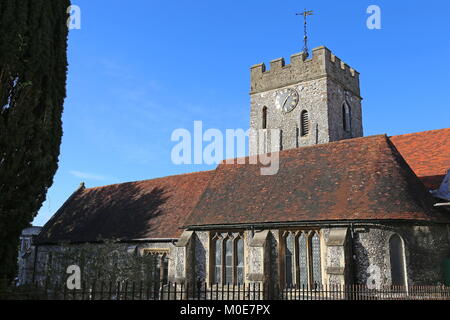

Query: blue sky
left=33, top=0, right=450, bottom=226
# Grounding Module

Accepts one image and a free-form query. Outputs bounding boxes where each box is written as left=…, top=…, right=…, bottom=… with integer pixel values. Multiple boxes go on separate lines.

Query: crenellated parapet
left=250, top=46, right=360, bottom=96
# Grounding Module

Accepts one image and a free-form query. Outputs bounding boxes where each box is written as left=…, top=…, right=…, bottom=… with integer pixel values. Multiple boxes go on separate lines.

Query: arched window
left=311, top=232, right=322, bottom=287
left=214, top=238, right=222, bottom=284
left=262, top=107, right=267, bottom=129
left=389, top=234, right=407, bottom=287
left=298, top=233, right=308, bottom=287
left=143, top=249, right=170, bottom=285
left=342, top=102, right=351, bottom=132
left=282, top=230, right=322, bottom=289
left=236, top=238, right=244, bottom=284
left=300, top=110, right=309, bottom=136
left=211, top=233, right=245, bottom=285
left=224, top=237, right=233, bottom=284
left=284, top=233, right=295, bottom=288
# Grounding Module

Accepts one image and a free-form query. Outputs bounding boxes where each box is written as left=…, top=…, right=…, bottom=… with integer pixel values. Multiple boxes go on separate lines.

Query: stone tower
left=249, top=46, right=363, bottom=155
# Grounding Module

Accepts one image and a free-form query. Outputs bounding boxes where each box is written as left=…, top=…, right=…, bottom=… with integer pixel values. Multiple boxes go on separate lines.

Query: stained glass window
left=311, top=232, right=322, bottom=286
left=285, top=233, right=295, bottom=288
left=214, top=238, right=222, bottom=284
left=298, top=233, right=308, bottom=288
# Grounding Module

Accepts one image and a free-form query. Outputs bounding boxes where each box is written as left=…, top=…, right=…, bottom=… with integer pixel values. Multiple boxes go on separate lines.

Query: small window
left=262, top=107, right=267, bottom=129
left=300, top=110, right=309, bottom=136
left=279, top=129, right=283, bottom=151
left=342, top=103, right=351, bottom=132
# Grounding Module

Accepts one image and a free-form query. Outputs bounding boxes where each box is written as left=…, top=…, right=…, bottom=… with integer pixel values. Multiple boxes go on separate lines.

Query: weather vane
left=296, top=9, right=314, bottom=58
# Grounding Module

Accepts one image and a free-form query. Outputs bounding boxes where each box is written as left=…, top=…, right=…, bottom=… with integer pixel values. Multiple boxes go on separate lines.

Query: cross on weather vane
left=296, top=9, right=314, bottom=58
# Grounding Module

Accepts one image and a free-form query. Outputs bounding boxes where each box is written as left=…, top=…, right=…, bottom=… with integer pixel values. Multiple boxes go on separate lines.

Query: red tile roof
left=37, top=130, right=450, bottom=243
left=390, top=128, right=450, bottom=189
left=36, top=171, right=213, bottom=243
left=183, top=135, right=448, bottom=228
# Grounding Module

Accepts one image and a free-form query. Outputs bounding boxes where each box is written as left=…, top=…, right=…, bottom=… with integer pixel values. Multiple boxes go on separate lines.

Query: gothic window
left=342, top=102, right=351, bottom=132
left=282, top=230, right=322, bottom=289
left=389, top=234, right=407, bottom=287
left=211, top=233, right=245, bottom=285
left=284, top=233, right=295, bottom=288
left=311, top=232, right=322, bottom=287
left=262, top=107, right=267, bottom=129
left=213, top=237, right=222, bottom=284
left=225, top=237, right=233, bottom=284
left=236, top=238, right=244, bottom=284
left=143, top=249, right=170, bottom=285
left=298, top=233, right=308, bottom=287
left=300, top=110, right=309, bottom=136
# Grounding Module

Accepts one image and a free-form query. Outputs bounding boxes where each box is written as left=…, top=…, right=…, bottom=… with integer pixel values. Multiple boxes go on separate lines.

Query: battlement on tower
left=250, top=46, right=360, bottom=96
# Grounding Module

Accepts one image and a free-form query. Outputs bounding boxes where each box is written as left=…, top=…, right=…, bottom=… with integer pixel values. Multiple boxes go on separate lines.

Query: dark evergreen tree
left=0, top=0, right=70, bottom=282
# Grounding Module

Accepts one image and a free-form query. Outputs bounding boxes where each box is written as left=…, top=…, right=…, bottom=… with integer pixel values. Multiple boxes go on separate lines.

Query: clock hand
left=282, top=96, right=289, bottom=110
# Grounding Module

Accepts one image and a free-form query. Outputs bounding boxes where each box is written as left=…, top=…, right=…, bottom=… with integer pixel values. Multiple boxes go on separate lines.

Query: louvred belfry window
left=300, top=110, right=309, bottom=136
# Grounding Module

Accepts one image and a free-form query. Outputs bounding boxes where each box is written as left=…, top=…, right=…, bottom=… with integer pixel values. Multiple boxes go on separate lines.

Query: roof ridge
left=85, top=169, right=216, bottom=191
left=390, top=127, right=450, bottom=138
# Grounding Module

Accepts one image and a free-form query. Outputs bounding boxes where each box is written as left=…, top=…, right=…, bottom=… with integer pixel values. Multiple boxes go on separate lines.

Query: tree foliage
left=0, top=0, right=70, bottom=281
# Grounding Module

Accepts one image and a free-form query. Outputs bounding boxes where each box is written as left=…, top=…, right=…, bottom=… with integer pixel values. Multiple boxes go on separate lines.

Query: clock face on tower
left=275, top=88, right=299, bottom=113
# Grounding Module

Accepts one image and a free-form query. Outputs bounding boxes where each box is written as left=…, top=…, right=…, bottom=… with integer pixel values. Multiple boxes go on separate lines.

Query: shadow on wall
left=352, top=232, right=371, bottom=285
left=194, top=233, right=206, bottom=283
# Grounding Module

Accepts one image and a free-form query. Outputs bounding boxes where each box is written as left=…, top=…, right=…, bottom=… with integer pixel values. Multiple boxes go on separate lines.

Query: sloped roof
left=183, top=135, right=448, bottom=228
left=390, top=128, right=450, bottom=189
left=36, top=171, right=213, bottom=244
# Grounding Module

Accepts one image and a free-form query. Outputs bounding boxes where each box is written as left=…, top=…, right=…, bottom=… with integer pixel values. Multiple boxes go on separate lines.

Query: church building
left=19, top=46, right=450, bottom=290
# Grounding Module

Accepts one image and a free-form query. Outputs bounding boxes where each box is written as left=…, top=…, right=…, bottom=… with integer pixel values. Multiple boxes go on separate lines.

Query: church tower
left=249, top=46, right=363, bottom=155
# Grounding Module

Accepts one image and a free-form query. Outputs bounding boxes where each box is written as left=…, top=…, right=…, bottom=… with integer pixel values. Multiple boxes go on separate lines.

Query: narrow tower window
left=342, top=103, right=351, bottom=132
left=279, top=129, right=283, bottom=151
left=300, top=110, right=309, bottom=136
left=262, top=106, right=267, bottom=129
